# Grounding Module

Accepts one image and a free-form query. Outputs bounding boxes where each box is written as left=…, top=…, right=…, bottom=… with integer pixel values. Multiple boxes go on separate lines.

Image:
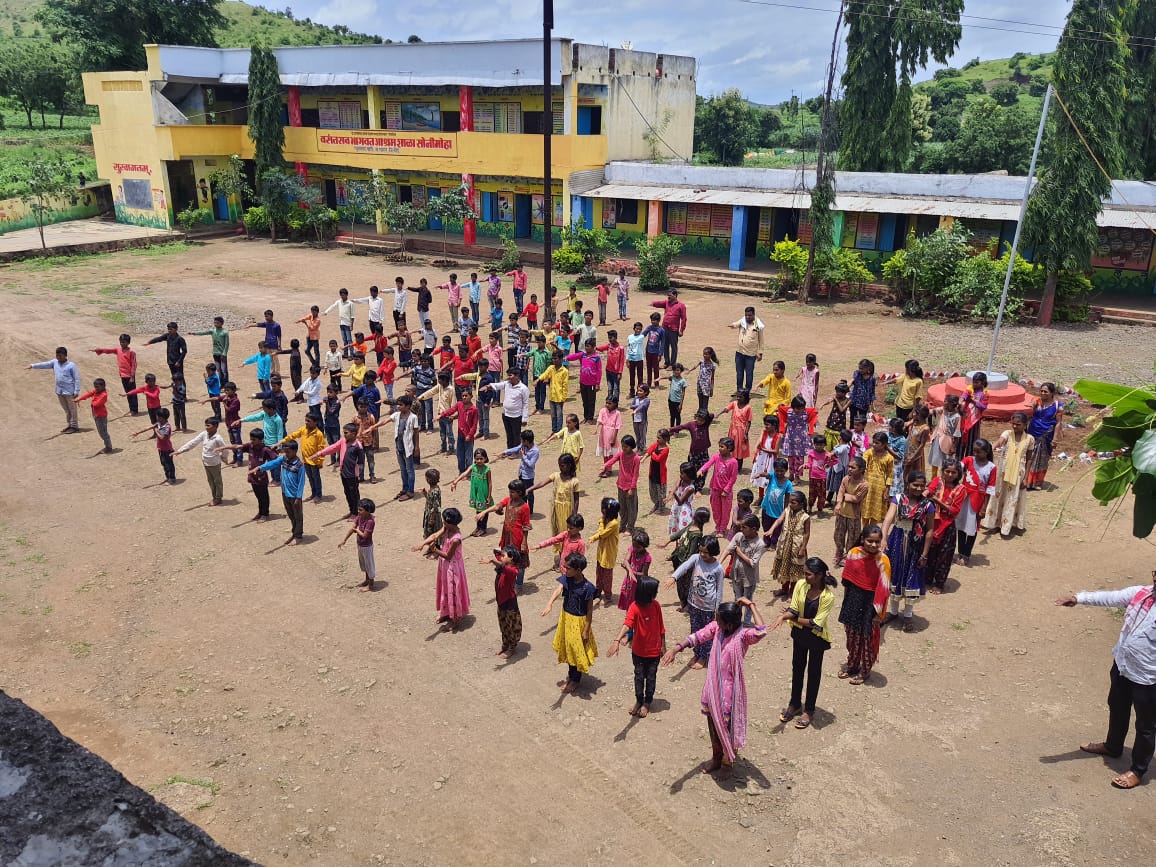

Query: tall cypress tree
left=839, top=0, right=963, bottom=171
left=1120, top=1, right=1156, bottom=179
left=1023, top=0, right=1132, bottom=326
left=247, top=45, right=285, bottom=189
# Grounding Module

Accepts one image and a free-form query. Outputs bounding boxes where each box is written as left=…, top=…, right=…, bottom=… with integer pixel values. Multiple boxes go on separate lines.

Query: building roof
left=584, top=162, right=1156, bottom=230
left=150, top=40, right=567, bottom=87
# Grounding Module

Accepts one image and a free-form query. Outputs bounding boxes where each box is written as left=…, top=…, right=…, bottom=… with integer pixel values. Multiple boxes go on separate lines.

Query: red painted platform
left=926, top=377, right=1036, bottom=420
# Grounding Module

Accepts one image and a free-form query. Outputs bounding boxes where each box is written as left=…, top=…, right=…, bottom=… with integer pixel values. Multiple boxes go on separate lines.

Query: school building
left=80, top=39, right=697, bottom=241
left=83, top=40, right=1155, bottom=297
left=574, top=162, right=1156, bottom=297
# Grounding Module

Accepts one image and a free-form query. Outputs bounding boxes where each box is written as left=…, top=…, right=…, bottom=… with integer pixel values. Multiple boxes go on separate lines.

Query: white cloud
left=292, top=0, right=1073, bottom=103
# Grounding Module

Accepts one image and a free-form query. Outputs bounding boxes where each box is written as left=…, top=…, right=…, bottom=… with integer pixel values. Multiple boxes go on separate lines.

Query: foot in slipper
left=1111, top=771, right=1142, bottom=789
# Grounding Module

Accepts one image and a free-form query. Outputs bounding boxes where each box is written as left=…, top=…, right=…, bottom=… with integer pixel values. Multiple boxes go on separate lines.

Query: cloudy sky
left=290, top=0, right=1074, bottom=104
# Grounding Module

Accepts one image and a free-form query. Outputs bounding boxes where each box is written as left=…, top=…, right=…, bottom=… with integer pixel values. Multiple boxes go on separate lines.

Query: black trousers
left=580, top=384, right=598, bottom=422
left=341, top=475, right=360, bottom=515
left=664, top=332, right=679, bottom=367
left=173, top=402, right=187, bottom=430
left=668, top=400, right=682, bottom=429
left=790, top=628, right=829, bottom=714
left=1105, top=662, right=1156, bottom=777
left=283, top=495, right=304, bottom=539
left=632, top=653, right=660, bottom=705
left=122, top=377, right=138, bottom=413
left=502, top=413, right=522, bottom=449
left=956, top=528, right=977, bottom=557
left=252, top=483, right=270, bottom=516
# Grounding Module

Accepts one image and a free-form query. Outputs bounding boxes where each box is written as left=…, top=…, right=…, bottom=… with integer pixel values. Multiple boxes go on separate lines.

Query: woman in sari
left=983, top=412, right=1035, bottom=537
left=881, top=471, right=936, bottom=632
left=662, top=599, right=766, bottom=773
left=1025, top=383, right=1062, bottom=490
left=837, top=525, right=890, bottom=685
left=925, top=459, right=967, bottom=594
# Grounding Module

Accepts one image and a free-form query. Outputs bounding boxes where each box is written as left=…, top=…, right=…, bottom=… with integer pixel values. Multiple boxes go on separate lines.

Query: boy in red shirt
left=607, top=576, right=665, bottom=717
left=132, top=406, right=176, bottom=484
left=596, top=279, right=611, bottom=326
left=91, top=334, right=138, bottom=414
left=376, top=346, right=399, bottom=401
left=524, top=294, right=540, bottom=331
left=125, top=372, right=164, bottom=424
left=597, top=330, right=626, bottom=403
left=76, top=377, right=113, bottom=452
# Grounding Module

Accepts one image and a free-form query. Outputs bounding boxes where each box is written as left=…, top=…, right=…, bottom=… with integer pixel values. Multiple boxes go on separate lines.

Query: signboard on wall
left=797, top=212, right=812, bottom=245
left=497, top=191, right=514, bottom=222
left=316, top=130, right=457, bottom=157
left=1092, top=226, right=1155, bottom=271
left=472, top=104, right=495, bottom=133
left=757, top=209, right=773, bottom=243
left=854, top=213, right=879, bottom=250
left=602, top=201, right=617, bottom=229
left=840, top=213, right=858, bottom=248
left=383, top=102, right=441, bottom=131
left=552, top=101, right=564, bottom=134
left=532, top=193, right=545, bottom=225
left=318, top=100, right=341, bottom=129
left=384, top=102, right=403, bottom=130
left=554, top=198, right=564, bottom=227
left=411, top=186, right=427, bottom=208
left=667, top=203, right=688, bottom=235
left=121, top=178, right=153, bottom=210
left=339, top=101, right=361, bottom=130
left=687, top=204, right=711, bottom=236
left=709, top=205, right=732, bottom=238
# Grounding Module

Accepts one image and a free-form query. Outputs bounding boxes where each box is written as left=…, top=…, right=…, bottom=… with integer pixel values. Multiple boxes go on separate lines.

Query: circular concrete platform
left=927, top=376, right=1036, bottom=420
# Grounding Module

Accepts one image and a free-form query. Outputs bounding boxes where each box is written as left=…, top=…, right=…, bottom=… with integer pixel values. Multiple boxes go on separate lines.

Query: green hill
left=0, top=0, right=392, bottom=44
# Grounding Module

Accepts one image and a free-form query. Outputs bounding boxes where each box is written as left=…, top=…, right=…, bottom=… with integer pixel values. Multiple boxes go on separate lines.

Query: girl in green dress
left=451, top=448, right=493, bottom=537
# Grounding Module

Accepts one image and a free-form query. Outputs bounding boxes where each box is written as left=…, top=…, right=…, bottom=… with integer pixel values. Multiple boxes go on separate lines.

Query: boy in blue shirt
left=412, top=353, right=438, bottom=432
left=346, top=369, right=383, bottom=420
left=241, top=398, right=287, bottom=484
left=242, top=341, right=272, bottom=392
left=204, top=362, right=222, bottom=420
left=258, top=440, right=306, bottom=545
left=642, top=312, right=666, bottom=390
left=253, top=376, right=290, bottom=426
left=490, top=298, right=505, bottom=343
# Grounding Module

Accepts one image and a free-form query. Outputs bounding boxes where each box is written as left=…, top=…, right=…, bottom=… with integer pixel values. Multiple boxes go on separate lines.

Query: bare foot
left=498, top=649, right=509, bottom=658
left=638, top=705, right=650, bottom=718
left=700, top=759, right=722, bottom=774
left=285, top=538, right=298, bottom=547
left=358, top=583, right=373, bottom=592
left=560, top=682, right=577, bottom=694
left=690, top=660, right=705, bottom=670
left=628, top=703, right=642, bottom=716
left=557, top=679, right=568, bottom=689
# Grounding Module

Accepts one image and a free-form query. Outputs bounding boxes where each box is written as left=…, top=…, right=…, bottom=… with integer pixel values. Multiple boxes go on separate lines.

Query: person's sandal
left=795, top=713, right=811, bottom=729
left=849, top=674, right=867, bottom=685
left=780, top=706, right=800, bottom=723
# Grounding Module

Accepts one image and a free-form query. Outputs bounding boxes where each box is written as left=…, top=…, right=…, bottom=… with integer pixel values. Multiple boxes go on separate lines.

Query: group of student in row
left=39, top=274, right=1070, bottom=772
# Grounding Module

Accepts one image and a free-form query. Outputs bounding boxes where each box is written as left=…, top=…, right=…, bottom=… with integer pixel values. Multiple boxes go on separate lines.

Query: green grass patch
left=950, top=620, right=971, bottom=632
left=100, top=310, right=134, bottom=326
left=12, top=252, right=111, bottom=271
left=127, top=242, right=190, bottom=257
left=68, top=641, right=91, bottom=658
left=162, top=775, right=220, bottom=795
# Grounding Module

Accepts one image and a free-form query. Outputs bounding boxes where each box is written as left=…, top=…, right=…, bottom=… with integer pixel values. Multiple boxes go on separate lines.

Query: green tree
left=247, top=45, right=285, bottom=189
left=910, top=90, right=933, bottom=142
left=207, top=154, right=253, bottom=221
left=940, top=99, right=1035, bottom=174
left=0, top=40, right=79, bottom=129
left=840, top=0, right=964, bottom=171
left=2, top=154, right=78, bottom=249
left=426, top=186, right=478, bottom=258
left=37, top=0, right=223, bottom=71
left=695, top=89, right=757, bottom=166
left=756, top=109, right=783, bottom=146
left=1120, top=1, right=1156, bottom=178
left=989, top=83, right=1021, bottom=106
left=1023, top=0, right=1131, bottom=326
left=339, top=177, right=389, bottom=252
left=634, top=234, right=683, bottom=291
left=382, top=198, right=428, bottom=255
left=558, top=217, right=620, bottom=280
left=258, top=168, right=306, bottom=242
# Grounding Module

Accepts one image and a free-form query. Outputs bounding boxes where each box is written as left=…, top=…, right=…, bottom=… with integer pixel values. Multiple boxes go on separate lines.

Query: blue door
left=426, top=187, right=442, bottom=230
left=515, top=194, right=532, bottom=238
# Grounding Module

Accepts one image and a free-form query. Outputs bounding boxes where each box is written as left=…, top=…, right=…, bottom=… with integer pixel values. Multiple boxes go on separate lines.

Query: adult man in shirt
left=247, top=310, right=283, bottom=377
left=324, top=288, right=357, bottom=357
left=1056, top=573, right=1156, bottom=790
left=92, top=334, right=138, bottom=414
left=650, top=289, right=688, bottom=368
left=30, top=346, right=81, bottom=432
left=192, top=316, right=231, bottom=384
left=354, top=285, right=387, bottom=336
left=484, top=370, right=531, bottom=449
left=146, top=321, right=188, bottom=376
left=728, top=306, right=765, bottom=394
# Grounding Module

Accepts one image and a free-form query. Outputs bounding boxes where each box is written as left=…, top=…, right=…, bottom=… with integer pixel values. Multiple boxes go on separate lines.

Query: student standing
left=797, top=354, right=820, bottom=408
left=541, top=552, right=599, bottom=693
left=982, top=412, right=1035, bottom=538
left=838, top=525, right=890, bottom=685
left=441, top=388, right=480, bottom=474
left=258, top=440, right=306, bottom=545
left=415, top=508, right=470, bottom=631
left=849, top=359, right=877, bottom=425
left=667, top=535, right=725, bottom=669
left=601, top=435, right=641, bottom=538
left=724, top=515, right=766, bottom=623
left=218, top=429, right=276, bottom=520
left=483, top=546, right=523, bottom=656
left=465, top=272, right=483, bottom=324
left=566, top=340, right=602, bottom=425
left=595, top=396, right=622, bottom=461
left=75, top=378, right=113, bottom=452
left=774, top=557, right=835, bottom=729
left=589, top=497, right=622, bottom=603
left=644, top=429, right=671, bottom=514
left=832, top=456, right=868, bottom=566
left=91, top=335, right=138, bottom=414
left=499, top=430, right=540, bottom=513
left=505, top=264, right=528, bottom=315
left=614, top=269, right=630, bottom=320
left=339, top=498, right=377, bottom=591
left=661, top=598, right=766, bottom=774
left=295, top=306, right=323, bottom=370
left=440, top=273, right=463, bottom=329
left=281, top=412, right=327, bottom=503
left=246, top=310, right=282, bottom=377
left=380, top=395, right=420, bottom=500
left=191, top=316, right=231, bottom=383
left=607, top=576, right=666, bottom=717
left=641, top=313, right=665, bottom=388
left=482, top=371, right=530, bottom=450
left=881, top=471, right=935, bottom=632
left=30, top=346, right=82, bottom=433
left=324, top=288, right=357, bottom=357
left=146, top=322, right=187, bottom=376
left=131, top=407, right=176, bottom=484
left=698, top=437, right=739, bottom=537
left=316, top=422, right=364, bottom=518
left=625, top=322, right=645, bottom=394
left=173, top=417, right=227, bottom=505
left=629, top=384, right=651, bottom=449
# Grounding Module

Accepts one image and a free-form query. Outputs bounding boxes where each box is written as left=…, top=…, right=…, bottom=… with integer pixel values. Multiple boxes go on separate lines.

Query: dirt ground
left=0, top=239, right=1152, bottom=866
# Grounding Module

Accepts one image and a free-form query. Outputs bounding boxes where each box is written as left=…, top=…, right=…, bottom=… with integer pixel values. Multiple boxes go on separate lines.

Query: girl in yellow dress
left=541, top=552, right=598, bottom=693
left=862, top=431, right=895, bottom=525
left=528, top=453, right=581, bottom=564
left=757, top=360, right=793, bottom=419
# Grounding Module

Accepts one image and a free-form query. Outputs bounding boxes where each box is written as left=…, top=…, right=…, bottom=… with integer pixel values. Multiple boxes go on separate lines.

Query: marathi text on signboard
left=315, top=130, right=458, bottom=158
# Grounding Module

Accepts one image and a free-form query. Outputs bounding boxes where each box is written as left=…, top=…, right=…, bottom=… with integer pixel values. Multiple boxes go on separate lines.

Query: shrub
left=769, top=239, right=809, bottom=292
left=634, top=233, right=683, bottom=291
left=1056, top=270, right=1093, bottom=299
left=820, top=247, right=874, bottom=292
left=558, top=217, right=620, bottom=279
left=552, top=245, right=585, bottom=274
left=242, top=205, right=270, bottom=235
left=485, top=232, right=521, bottom=273
left=1029, top=72, right=1050, bottom=97
left=990, top=83, right=1021, bottom=107
left=176, top=204, right=213, bottom=233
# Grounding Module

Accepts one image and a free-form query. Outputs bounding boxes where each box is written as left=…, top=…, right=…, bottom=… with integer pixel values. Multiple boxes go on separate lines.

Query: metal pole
left=542, top=1, right=554, bottom=306
left=987, top=83, right=1051, bottom=374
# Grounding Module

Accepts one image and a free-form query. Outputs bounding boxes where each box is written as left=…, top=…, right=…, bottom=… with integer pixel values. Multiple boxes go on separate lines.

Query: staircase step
left=1099, top=313, right=1156, bottom=327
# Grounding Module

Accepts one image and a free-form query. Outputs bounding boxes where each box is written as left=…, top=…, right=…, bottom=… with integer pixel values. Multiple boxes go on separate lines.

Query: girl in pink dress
left=698, top=437, right=740, bottom=537
left=596, top=396, right=622, bottom=459
left=414, top=507, right=470, bottom=631
left=718, top=390, right=754, bottom=470
left=797, top=354, right=820, bottom=408
left=618, top=529, right=652, bottom=611
left=662, top=599, right=767, bottom=773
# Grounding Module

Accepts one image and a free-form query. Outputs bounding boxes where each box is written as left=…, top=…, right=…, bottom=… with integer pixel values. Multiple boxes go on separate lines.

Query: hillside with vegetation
left=695, top=51, right=1058, bottom=176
